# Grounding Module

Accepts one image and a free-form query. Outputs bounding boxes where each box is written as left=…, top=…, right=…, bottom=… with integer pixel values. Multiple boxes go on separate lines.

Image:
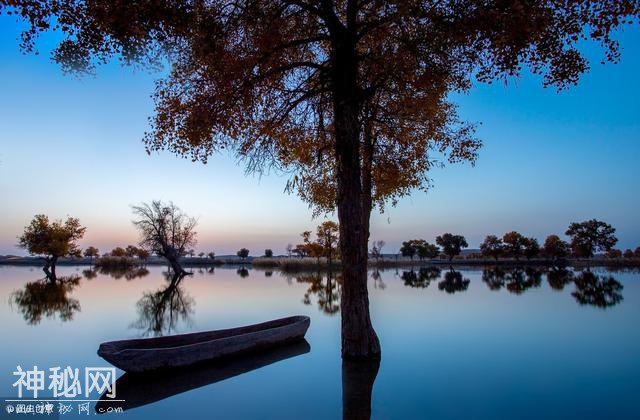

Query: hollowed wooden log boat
left=95, top=339, right=310, bottom=413
left=97, top=315, right=310, bottom=373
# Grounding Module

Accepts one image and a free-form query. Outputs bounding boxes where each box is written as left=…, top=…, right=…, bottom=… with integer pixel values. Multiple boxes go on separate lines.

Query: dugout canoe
left=95, top=339, right=310, bottom=413
left=97, top=315, right=310, bottom=373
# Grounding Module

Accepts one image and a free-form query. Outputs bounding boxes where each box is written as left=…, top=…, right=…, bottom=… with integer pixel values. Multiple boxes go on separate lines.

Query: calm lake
left=1, top=265, right=638, bottom=419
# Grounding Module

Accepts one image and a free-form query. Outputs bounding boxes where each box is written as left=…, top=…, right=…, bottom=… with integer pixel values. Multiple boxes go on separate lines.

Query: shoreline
left=2, top=256, right=639, bottom=269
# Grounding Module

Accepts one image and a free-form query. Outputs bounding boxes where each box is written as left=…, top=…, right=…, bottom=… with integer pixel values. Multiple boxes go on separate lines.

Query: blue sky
left=0, top=16, right=638, bottom=255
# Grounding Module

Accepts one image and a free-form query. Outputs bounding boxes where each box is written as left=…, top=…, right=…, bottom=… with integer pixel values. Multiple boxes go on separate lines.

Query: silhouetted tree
left=369, top=240, right=385, bottom=263
left=623, top=249, right=634, bottom=259
left=542, top=235, right=571, bottom=261
left=417, top=242, right=440, bottom=261
left=18, top=215, right=86, bottom=280
left=502, top=231, right=526, bottom=260
left=400, top=241, right=417, bottom=261
left=286, top=244, right=293, bottom=259
left=125, top=245, right=140, bottom=258
left=605, top=249, right=622, bottom=259
left=83, top=246, right=99, bottom=265
left=264, top=249, right=274, bottom=258
left=237, top=248, right=250, bottom=261
left=208, top=251, right=216, bottom=260
left=132, top=201, right=197, bottom=275
left=316, top=221, right=340, bottom=266
left=436, top=234, right=468, bottom=261
left=110, top=247, right=127, bottom=257
left=566, top=219, right=618, bottom=258
left=198, top=251, right=205, bottom=258
left=237, top=267, right=250, bottom=278
left=8, top=0, right=637, bottom=359
left=523, top=237, right=540, bottom=260
left=480, top=235, right=503, bottom=261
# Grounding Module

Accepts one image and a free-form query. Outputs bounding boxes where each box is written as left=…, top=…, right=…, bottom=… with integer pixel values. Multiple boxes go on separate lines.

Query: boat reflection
left=95, top=339, right=311, bottom=413
left=10, top=275, right=81, bottom=325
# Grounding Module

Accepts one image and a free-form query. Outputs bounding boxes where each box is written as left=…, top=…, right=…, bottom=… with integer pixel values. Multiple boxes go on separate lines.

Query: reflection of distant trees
left=236, top=267, right=250, bottom=278
left=371, top=269, right=386, bottom=290
left=438, top=269, right=470, bottom=294
left=11, top=276, right=81, bottom=325
left=572, top=271, right=623, bottom=308
left=482, top=267, right=506, bottom=290
left=481, top=267, right=542, bottom=294
left=401, top=267, right=441, bottom=289
left=546, top=268, right=574, bottom=291
left=131, top=273, right=195, bottom=336
left=90, top=266, right=150, bottom=280
left=297, top=271, right=341, bottom=315
left=505, top=268, right=542, bottom=295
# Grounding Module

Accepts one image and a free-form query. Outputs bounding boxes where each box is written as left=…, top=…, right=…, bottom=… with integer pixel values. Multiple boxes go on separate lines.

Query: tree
left=566, top=219, right=618, bottom=258
left=264, top=249, right=274, bottom=258
left=400, top=241, right=417, bottom=261
left=502, top=231, right=526, bottom=260
left=370, top=240, right=385, bottom=263
left=436, top=234, right=467, bottom=261
left=286, top=244, right=293, bottom=259
left=306, top=242, right=325, bottom=264
left=417, top=242, right=439, bottom=260
left=605, top=249, right=622, bottom=259
left=83, top=246, right=99, bottom=265
left=316, top=221, right=340, bottom=266
left=542, top=235, right=570, bottom=261
left=132, top=201, right=197, bottom=275
left=623, top=249, right=634, bottom=259
left=208, top=251, right=216, bottom=260
left=125, top=245, right=139, bottom=258
left=635, top=247, right=640, bottom=258
left=198, top=251, right=205, bottom=258
left=523, top=237, right=540, bottom=261
left=137, top=248, right=151, bottom=262
left=237, top=248, right=250, bottom=261
left=109, top=247, right=127, bottom=257
left=480, top=235, right=503, bottom=261
left=7, top=0, right=637, bottom=359
left=18, top=215, right=86, bottom=280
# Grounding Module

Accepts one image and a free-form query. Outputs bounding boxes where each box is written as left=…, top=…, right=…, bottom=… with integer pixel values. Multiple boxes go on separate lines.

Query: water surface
left=1, top=265, right=638, bottom=419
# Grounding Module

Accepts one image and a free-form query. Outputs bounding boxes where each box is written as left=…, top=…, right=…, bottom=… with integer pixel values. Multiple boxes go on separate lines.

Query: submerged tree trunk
left=164, top=247, right=190, bottom=276
left=43, top=256, right=58, bottom=281
left=332, top=36, right=380, bottom=360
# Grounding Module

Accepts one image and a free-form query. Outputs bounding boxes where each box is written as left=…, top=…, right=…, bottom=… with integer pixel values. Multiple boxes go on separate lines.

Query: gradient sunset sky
left=0, top=16, right=639, bottom=255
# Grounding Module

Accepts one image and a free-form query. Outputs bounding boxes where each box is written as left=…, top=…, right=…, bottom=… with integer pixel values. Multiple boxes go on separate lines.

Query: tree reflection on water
left=131, top=272, right=195, bottom=337
left=10, top=275, right=81, bottom=325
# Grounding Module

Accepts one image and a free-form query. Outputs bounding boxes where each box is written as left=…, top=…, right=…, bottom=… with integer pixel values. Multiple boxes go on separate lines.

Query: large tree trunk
left=332, top=37, right=380, bottom=360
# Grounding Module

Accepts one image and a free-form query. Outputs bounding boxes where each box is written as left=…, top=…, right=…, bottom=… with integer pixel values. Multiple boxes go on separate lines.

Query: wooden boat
left=96, top=339, right=310, bottom=413
left=97, top=315, right=310, bottom=373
